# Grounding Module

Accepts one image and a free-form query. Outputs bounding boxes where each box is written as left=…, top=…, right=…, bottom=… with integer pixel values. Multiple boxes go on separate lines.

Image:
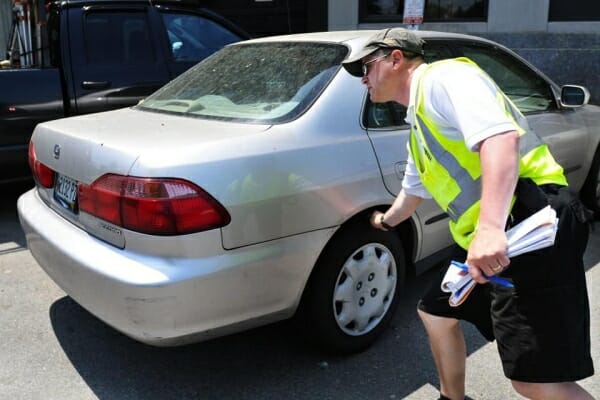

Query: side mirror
left=560, top=85, right=590, bottom=108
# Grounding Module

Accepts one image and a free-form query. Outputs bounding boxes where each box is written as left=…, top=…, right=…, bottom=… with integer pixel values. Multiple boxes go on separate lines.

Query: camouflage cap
left=342, top=27, right=425, bottom=77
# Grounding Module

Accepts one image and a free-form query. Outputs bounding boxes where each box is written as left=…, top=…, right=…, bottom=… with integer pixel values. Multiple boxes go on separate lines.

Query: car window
left=457, top=43, right=556, bottom=113
left=364, top=43, right=454, bottom=129
left=160, top=12, right=242, bottom=62
left=138, top=42, right=347, bottom=123
left=84, top=11, right=155, bottom=65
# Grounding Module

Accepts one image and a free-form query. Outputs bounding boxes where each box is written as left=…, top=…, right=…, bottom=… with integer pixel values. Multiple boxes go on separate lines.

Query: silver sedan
left=18, top=30, right=600, bottom=354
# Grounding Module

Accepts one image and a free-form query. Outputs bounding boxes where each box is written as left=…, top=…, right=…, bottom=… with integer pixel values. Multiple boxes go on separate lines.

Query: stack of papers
left=442, top=205, right=558, bottom=307
left=504, top=205, right=559, bottom=258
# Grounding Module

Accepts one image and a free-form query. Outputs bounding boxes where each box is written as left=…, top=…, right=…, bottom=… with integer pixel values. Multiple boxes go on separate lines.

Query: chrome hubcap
left=333, top=243, right=397, bottom=336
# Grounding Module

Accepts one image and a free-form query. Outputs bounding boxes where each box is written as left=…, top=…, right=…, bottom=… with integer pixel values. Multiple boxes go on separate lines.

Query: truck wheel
left=581, top=147, right=600, bottom=219
left=301, top=224, right=405, bottom=354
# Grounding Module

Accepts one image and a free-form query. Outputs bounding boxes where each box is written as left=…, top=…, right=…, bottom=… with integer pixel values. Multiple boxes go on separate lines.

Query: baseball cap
left=342, top=27, right=425, bottom=77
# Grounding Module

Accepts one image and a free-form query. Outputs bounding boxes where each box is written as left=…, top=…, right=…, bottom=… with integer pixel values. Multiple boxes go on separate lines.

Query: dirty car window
left=138, top=42, right=348, bottom=123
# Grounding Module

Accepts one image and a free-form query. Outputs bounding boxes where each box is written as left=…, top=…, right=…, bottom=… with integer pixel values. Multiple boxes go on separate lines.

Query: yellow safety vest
left=409, top=57, right=566, bottom=249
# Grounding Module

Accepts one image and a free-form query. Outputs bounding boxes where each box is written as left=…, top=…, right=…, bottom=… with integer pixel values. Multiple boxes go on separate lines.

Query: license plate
left=54, top=174, right=78, bottom=212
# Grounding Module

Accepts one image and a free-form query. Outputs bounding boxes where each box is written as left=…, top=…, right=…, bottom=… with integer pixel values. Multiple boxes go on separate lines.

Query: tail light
left=78, top=174, right=230, bottom=235
left=28, top=141, right=55, bottom=188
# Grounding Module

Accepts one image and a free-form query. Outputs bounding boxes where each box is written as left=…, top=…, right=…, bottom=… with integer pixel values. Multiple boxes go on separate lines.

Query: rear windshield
left=137, top=42, right=348, bottom=123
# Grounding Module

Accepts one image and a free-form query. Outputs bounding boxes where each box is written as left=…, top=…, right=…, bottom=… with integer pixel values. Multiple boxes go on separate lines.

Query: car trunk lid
left=30, top=107, right=271, bottom=247
left=31, top=107, right=271, bottom=183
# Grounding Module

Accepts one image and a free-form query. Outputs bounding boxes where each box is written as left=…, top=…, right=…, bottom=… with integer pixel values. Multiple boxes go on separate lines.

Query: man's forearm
left=478, top=130, right=520, bottom=230
left=467, top=130, right=520, bottom=282
left=379, top=190, right=423, bottom=227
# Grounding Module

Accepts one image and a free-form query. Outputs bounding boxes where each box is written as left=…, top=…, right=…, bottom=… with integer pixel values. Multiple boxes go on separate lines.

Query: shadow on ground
left=0, top=182, right=32, bottom=253
left=48, top=266, right=494, bottom=400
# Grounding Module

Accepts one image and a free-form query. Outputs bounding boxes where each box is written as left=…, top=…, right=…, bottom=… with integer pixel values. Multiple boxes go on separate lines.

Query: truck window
left=160, top=12, right=241, bottom=62
left=47, top=6, right=60, bottom=67
left=84, top=11, right=155, bottom=65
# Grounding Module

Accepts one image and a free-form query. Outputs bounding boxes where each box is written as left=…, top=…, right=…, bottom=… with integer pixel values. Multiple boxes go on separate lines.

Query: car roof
left=237, top=30, right=501, bottom=59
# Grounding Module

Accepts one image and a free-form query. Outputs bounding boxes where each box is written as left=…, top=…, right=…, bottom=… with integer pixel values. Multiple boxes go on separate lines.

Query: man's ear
left=390, top=49, right=403, bottom=65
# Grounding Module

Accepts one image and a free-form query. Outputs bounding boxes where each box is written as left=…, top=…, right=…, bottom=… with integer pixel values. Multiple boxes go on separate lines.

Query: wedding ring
left=492, top=264, right=503, bottom=272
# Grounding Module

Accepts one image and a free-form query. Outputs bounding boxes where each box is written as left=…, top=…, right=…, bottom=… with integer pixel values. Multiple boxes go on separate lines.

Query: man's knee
left=510, top=380, right=590, bottom=400
left=417, top=307, right=460, bottom=331
left=511, top=380, right=534, bottom=397
left=511, top=380, right=561, bottom=399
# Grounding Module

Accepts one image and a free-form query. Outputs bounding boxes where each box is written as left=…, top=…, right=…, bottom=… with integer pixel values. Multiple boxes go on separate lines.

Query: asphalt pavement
left=0, top=183, right=598, bottom=399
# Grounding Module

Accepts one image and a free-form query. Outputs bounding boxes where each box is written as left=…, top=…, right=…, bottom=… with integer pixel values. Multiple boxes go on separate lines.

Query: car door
left=454, top=42, right=588, bottom=186
left=364, top=42, right=456, bottom=264
left=67, top=4, right=171, bottom=114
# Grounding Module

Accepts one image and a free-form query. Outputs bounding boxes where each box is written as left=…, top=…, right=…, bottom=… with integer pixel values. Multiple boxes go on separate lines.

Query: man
left=342, top=28, right=594, bottom=400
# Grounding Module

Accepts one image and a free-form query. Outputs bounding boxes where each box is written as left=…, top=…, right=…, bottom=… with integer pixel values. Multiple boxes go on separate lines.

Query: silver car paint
left=19, top=189, right=335, bottom=345
left=18, top=30, right=600, bottom=346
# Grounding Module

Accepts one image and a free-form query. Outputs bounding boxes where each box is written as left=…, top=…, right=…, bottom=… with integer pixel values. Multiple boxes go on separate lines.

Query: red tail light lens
left=78, top=174, right=230, bottom=235
left=28, top=141, right=55, bottom=188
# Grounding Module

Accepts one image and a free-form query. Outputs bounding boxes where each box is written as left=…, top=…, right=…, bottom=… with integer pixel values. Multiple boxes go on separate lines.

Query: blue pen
left=450, top=260, right=514, bottom=288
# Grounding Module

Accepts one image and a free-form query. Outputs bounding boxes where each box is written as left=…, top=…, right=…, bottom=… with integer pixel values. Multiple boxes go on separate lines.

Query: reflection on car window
left=365, top=101, right=408, bottom=129
left=423, top=43, right=454, bottom=64
left=138, top=42, right=347, bottom=123
left=84, top=11, right=155, bottom=65
left=161, top=12, right=241, bottom=62
left=457, top=44, right=555, bottom=113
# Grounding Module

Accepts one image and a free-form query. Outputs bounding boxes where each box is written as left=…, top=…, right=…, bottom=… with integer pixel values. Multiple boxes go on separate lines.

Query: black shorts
left=418, top=181, right=594, bottom=382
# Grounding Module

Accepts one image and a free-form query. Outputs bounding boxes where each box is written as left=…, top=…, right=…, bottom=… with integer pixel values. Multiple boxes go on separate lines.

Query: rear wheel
left=581, top=147, right=600, bottom=219
left=300, top=223, right=406, bottom=354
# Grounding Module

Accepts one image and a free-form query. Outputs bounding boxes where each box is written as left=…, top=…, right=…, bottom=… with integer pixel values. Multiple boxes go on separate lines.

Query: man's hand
left=370, top=211, right=387, bottom=230
left=466, top=225, right=510, bottom=284
left=369, top=190, right=423, bottom=232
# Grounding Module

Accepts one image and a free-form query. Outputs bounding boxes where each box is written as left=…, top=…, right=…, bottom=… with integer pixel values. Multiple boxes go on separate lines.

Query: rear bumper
left=18, top=188, right=330, bottom=346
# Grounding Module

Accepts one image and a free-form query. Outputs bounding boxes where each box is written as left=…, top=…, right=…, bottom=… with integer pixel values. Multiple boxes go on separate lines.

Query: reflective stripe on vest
left=414, top=109, right=541, bottom=222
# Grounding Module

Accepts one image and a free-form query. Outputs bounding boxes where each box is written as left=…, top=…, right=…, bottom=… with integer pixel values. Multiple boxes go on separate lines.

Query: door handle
left=394, top=161, right=407, bottom=180
left=81, top=81, right=110, bottom=90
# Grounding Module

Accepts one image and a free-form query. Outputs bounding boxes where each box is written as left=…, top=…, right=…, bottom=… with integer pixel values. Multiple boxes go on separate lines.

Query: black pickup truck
left=1, top=0, right=247, bottom=184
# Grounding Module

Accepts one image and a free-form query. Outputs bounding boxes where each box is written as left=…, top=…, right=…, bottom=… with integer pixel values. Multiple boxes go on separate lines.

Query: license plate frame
left=53, top=173, right=79, bottom=213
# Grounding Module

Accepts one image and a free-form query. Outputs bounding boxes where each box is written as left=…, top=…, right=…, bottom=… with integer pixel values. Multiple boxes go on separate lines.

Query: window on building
left=360, top=0, right=487, bottom=23
left=549, top=0, right=600, bottom=21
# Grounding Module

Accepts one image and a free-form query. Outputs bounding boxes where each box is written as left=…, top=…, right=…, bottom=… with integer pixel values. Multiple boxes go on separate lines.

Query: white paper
left=442, top=205, right=559, bottom=306
left=505, top=205, right=558, bottom=257
left=441, top=262, right=477, bottom=306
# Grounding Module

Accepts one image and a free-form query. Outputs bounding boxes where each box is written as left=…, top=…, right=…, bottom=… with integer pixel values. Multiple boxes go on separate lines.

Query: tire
left=300, top=223, right=406, bottom=355
left=581, top=147, right=600, bottom=219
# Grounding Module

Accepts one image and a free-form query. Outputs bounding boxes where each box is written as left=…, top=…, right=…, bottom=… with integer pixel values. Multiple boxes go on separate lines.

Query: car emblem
left=53, top=144, right=61, bottom=159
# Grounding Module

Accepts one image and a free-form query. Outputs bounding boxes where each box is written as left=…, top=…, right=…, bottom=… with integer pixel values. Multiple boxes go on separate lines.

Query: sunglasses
left=361, top=52, right=391, bottom=77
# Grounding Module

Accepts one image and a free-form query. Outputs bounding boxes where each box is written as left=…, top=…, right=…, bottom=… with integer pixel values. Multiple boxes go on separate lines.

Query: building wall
left=328, top=0, right=600, bottom=104
left=487, top=0, right=549, bottom=32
